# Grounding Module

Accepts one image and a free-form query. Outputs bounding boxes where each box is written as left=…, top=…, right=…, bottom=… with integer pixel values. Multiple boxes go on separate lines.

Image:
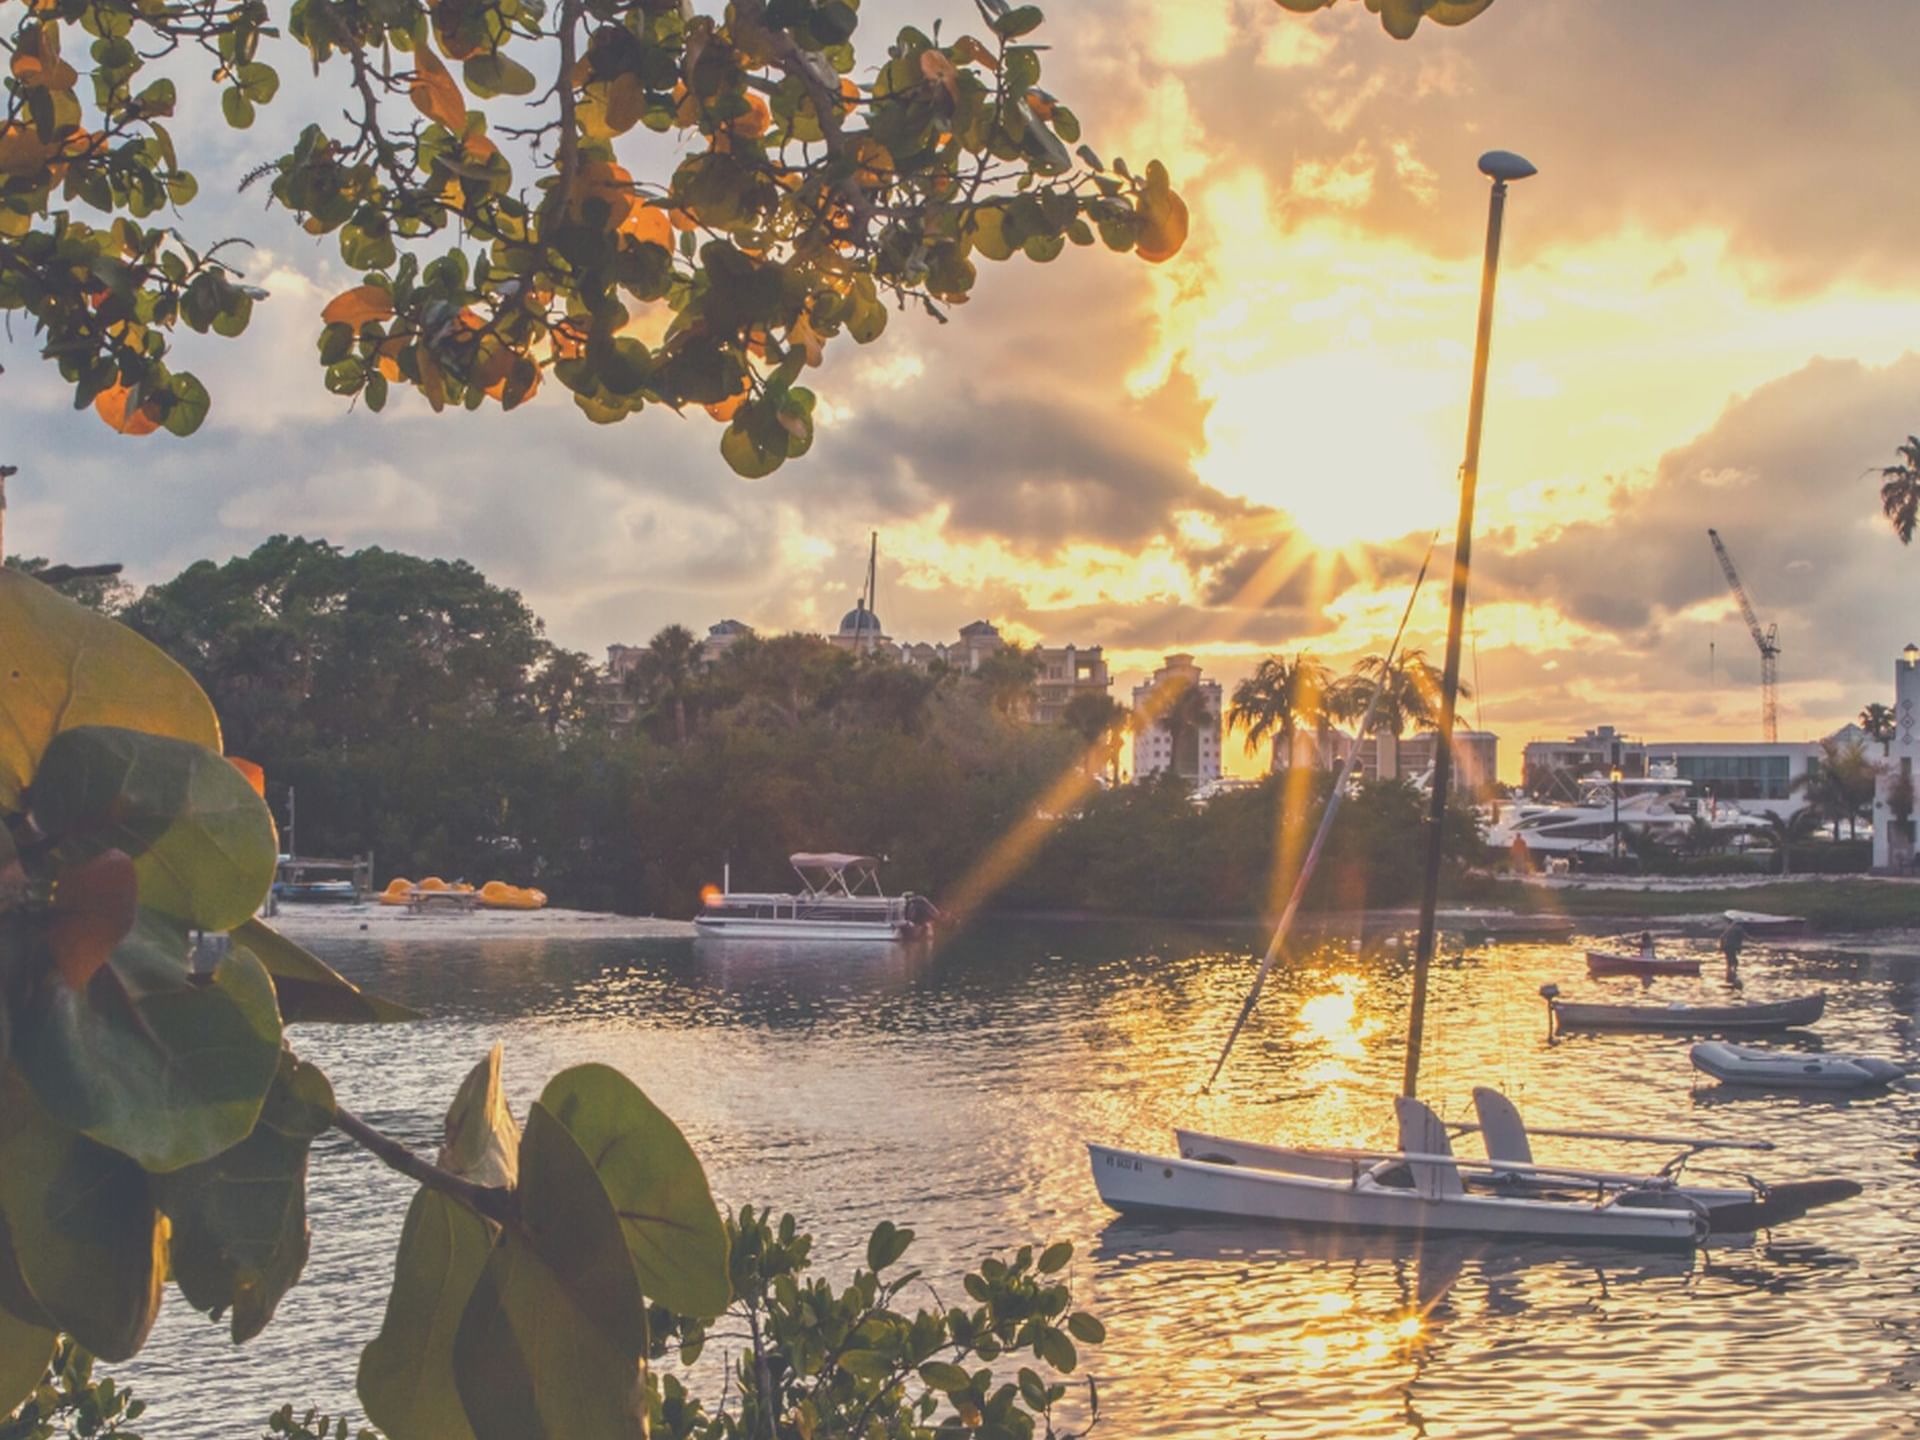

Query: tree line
left=8, top=537, right=1483, bottom=918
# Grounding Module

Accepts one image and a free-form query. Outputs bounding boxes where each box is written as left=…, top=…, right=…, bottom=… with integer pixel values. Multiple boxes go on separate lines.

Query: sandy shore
left=265, top=900, right=696, bottom=942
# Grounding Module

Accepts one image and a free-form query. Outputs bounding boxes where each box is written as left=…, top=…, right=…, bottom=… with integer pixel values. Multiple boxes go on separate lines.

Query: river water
left=123, top=920, right=1920, bottom=1438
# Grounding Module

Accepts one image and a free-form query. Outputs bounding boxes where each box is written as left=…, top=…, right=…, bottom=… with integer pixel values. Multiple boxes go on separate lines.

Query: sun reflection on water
left=1294, top=972, right=1387, bottom=1085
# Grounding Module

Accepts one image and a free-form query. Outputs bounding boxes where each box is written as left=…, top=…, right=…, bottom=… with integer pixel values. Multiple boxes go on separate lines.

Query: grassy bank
left=1479, top=877, right=1920, bottom=930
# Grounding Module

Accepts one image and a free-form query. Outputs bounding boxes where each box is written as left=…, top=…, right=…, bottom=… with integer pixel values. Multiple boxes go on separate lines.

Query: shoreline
left=265, top=901, right=696, bottom=942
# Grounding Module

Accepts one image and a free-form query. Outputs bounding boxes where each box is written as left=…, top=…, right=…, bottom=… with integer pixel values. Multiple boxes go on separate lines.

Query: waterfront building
left=1131, top=654, right=1222, bottom=787
left=1523, top=724, right=1823, bottom=817
left=701, top=618, right=753, bottom=665
left=830, top=598, right=891, bottom=655
left=1871, top=644, right=1920, bottom=871
left=1310, top=728, right=1499, bottom=797
left=1031, top=644, right=1112, bottom=725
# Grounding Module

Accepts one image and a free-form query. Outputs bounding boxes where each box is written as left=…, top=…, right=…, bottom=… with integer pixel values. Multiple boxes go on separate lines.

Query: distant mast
left=862, top=530, right=878, bottom=621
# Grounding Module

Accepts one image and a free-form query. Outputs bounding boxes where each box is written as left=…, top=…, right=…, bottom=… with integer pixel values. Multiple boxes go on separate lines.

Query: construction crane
left=1707, top=528, right=1779, bottom=742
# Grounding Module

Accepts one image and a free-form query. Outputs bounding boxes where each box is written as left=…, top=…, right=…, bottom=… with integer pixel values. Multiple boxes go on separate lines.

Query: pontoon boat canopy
left=789, top=853, right=878, bottom=869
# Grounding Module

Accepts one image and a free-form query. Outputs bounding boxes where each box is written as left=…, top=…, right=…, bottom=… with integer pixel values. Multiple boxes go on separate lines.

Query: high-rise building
left=1130, top=654, right=1222, bottom=787
left=1872, top=643, right=1920, bottom=871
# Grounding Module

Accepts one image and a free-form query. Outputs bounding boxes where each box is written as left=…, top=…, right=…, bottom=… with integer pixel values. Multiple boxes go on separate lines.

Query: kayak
left=1541, top=985, right=1826, bottom=1033
left=1724, top=909, right=1806, bottom=936
left=1587, top=949, right=1702, bottom=977
left=1691, top=1041, right=1905, bottom=1090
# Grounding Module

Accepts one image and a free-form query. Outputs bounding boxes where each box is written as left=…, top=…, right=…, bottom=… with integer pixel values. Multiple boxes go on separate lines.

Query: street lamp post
left=1402, top=150, right=1537, bottom=1101
left=1610, top=766, right=1623, bottom=864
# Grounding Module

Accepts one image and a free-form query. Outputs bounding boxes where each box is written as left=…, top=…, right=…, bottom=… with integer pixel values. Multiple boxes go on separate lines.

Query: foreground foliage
left=1, top=0, right=1190, bottom=473
left=0, top=562, right=1106, bottom=1435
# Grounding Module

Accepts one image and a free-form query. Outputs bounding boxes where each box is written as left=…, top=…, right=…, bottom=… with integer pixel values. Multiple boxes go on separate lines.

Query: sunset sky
left=8, top=0, right=1920, bottom=779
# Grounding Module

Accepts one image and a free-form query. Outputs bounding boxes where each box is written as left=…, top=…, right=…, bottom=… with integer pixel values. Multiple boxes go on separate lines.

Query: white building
left=1131, top=653, right=1222, bottom=788
left=1871, top=643, right=1920, bottom=871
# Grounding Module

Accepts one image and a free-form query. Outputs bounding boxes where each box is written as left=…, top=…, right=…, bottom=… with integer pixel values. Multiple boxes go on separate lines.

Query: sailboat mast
left=865, top=531, right=878, bottom=615
left=1403, top=153, right=1533, bottom=1100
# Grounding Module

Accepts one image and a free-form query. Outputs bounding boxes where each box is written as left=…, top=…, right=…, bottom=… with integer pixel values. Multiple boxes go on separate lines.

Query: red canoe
left=1586, top=949, right=1703, bottom=978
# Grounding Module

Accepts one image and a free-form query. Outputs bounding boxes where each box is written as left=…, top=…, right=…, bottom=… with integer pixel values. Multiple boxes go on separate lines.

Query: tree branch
left=333, top=1103, right=518, bottom=1226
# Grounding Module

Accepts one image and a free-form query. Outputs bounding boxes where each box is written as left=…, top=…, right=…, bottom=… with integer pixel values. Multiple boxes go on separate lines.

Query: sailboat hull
left=1089, top=1144, right=1703, bottom=1247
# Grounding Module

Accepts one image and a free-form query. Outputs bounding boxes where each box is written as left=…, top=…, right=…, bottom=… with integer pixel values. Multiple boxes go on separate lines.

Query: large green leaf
left=0, top=567, right=220, bottom=809
left=157, top=1052, right=336, bottom=1342
left=357, top=1190, right=491, bottom=1440
left=234, top=919, right=420, bottom=1024
left=0, top=1304, right=54, bottom=1423
left=538, top=1065, right=730, bottom=1319
left=0, top=1070, right=166, bottom=1361
left=14, top=910, right=282, bottom=1172
left=438, top=1046, right=519, bottom=1188
left=30, top=726, right=277, bottom=931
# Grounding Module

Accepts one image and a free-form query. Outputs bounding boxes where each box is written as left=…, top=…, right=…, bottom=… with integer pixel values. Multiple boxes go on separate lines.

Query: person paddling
left=1720, top=919, right=1747, bottom=974
left=1638, top=929, right=1655, bottom=959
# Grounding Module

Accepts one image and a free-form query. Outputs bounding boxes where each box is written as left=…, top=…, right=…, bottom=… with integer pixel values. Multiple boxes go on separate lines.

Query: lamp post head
left=1478, top=150, right=1538, bottom=183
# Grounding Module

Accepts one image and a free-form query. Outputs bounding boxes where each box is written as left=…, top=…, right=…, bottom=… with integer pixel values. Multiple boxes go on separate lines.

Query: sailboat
left=1084, top=152, right=1861, bottom=1248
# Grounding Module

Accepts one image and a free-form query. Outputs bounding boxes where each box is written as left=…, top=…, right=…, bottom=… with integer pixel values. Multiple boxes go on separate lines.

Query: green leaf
left=156, top=1052, right=334, bottom=1342
left=1034, top=1325, right=1077, bottom=1374
left=0, top=1072, right=165, bottom=1361
left=165, top=372, right=210, bottom=437
left=536, top=1065, right=730, bottom=1319
left=1065, top=1310, right=1105, bottom=1344
left=720, top=421, right=782, bottom=479
left=14, top=910, right=282, bottom=1172
left=438, top=1045, right=520, bottom=1188
left=237, top=61, right=280, bottom=103
left=918, top=1360, right=969, bottom=1393
left=995, top=5, right=1045, bottom=38
left=463, top=54, right=536, bottom=98
left=452, top=1226, right=647, bottom=1440
left=358, top=1190, right=491, bottom=1440
left=221, top=86, right=255, bottom=129
left=866, top=1219, right=914, bottom=1273
left=839, top=1349, right=892, bottom=1382
left=31, top=725, right=278, bottom=931
left=233, top=918, right=419, bottom=1024
left=0, top=568, right=220, bottom=809
left=0, top=1305, right=54, bottom=1422
left=1037, top=1240, right=1072, bottom=1274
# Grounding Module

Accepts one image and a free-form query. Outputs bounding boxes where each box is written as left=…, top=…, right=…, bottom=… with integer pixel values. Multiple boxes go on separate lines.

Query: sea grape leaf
left=0, top=1304, right=54, bottom=1422
left=438, top=1045, right=520, bottom=1188
left=452, top=1228, right=647, bottom=1440
left=30, top=725, right=278, bottom=931
left=0, top=567, right=220, bottom=809
left=357, top=1189, right=491, bottom=1440
left=537, top=1065, right=731, bottom=1319
left=0, top=1070, right=166, bottom=1361
left=13, top=909, right=282, bottom=1172
left=234, top=918, right=420, bottom=1024
left=157, top=1052, right=336, bottom=1342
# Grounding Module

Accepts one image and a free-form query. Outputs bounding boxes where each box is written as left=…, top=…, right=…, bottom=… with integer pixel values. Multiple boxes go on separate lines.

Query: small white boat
left=1541, top=984, right=1826, bottom=1033
left=1691, top=1041, right=1906, bottom=1091
left=1090, top=1094, right=1709, bottom=1247
left=694, top=853, right=938, bottom=942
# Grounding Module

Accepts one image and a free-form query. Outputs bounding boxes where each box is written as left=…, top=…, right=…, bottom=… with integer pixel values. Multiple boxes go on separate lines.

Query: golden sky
left=10, top=0, right=1920, bottom=780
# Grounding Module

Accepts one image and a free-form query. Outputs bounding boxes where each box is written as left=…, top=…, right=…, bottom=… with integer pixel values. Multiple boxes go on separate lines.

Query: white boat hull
left=1172, top=1129, right=1754, bottom=1211
left=1088, top=1144, right=1702, bottom=1246
left=693, top=916, right=914, bottom=942
left=1691, top=1041, right=1904, bottom=1091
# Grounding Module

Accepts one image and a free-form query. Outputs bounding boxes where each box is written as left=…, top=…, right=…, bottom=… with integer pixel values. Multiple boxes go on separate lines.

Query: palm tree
left=1860, top=701, right=1898, bottom=746
left=1793, top=737, right=1878, bottom=840
left=1160, top=680, right=1217, bottom=784
left=1061, top=692, right=1128, bottom=780
left=1326, top=650, right=1462, bottom=781
left=632, top=623, right=702, bottom=746
left=1878, top=435, right=1920, bottom=544
left=1228, top=652, right=1329, bottom=771
left=1763, top=808, right=1822, bottom=876
left=972, top=644, right=1042, bottom=718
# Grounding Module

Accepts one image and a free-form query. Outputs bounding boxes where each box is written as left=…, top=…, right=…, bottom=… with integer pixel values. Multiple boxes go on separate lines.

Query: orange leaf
left=789, top=313, right=825, bottom=367
left=1135, top=185, right=1190, bottom=264
left=94, top=383, right=163, bottom=436
left=48, top=850, right=138, bottom=990
left=410, top=36, right=468, bottom=131
left=952, top=36, right=998, bottom=71
left=838, top=76, right=862, bottom=112
left=566, top=159, right=635, bottom=227
left=621, top=204, right=673, bottom=250
left=732, top=92, right=771, bottom=140
left=704, top=389, right=747, bottom=422
left=322, top=284, right=395, bottom=329
left=227, top=757, right=266, bottom=795
left=919, top=50, right=960, bottom=105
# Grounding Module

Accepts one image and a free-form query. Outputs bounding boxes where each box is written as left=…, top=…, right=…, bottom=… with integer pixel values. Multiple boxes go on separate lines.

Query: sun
left=1193, top=352, right=1460, bottom=549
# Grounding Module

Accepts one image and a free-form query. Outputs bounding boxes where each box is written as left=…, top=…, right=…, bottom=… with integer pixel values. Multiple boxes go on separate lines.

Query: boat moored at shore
left=694, top=853, right=939, bottom=942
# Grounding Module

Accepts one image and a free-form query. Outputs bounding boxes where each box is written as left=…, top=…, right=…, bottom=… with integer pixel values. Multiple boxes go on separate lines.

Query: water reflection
left=121, top=920, right=1920, bottom=1439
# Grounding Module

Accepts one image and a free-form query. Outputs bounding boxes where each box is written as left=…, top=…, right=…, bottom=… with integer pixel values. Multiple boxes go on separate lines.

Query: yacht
left=1487, top=774, right=1766, bottom=859
left=694, top=853, right=939, bottom=942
